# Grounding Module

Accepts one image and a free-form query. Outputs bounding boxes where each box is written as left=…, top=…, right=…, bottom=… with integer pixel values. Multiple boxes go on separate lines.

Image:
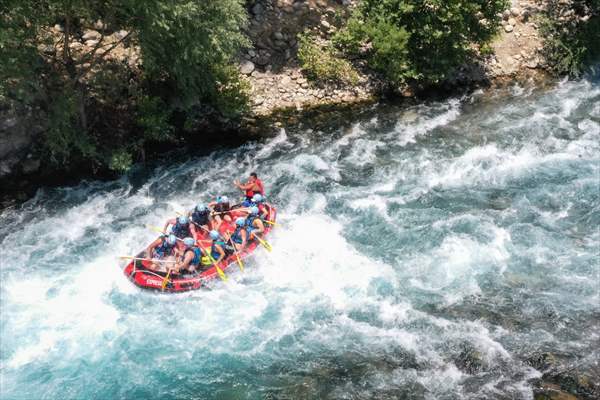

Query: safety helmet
left=235, top=217, right=245, bottom=226
left=252, top=194, right=263, bottom=203
left=218, top=195, right=229, bottom=204
left=183, top=237, right=195, bottom=247
left=250, top=206, right=259, bottom=215
left=196, top=204, right=207, bottom=212
left=209, top=230, right=219, bottom=240
left=178, top=216, right=189, bottom=225
left=166, top=234, right=177, bottom=245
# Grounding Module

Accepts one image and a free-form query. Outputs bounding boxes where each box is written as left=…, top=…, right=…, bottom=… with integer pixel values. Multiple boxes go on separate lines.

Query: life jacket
left=154, top=238, right=175, bottom=257
left=245, top=215, right=259, bottom=233
left=191, top=210, right=209, bottom=226
left=231, top=226, right=244, bottom=244
left=255, top=178, right=265, bottom=195
left=211, top=239, right=227, bottom=260
left=185, top=247, right=202, bottom=266
left=171, top=221, right=191, bottom=238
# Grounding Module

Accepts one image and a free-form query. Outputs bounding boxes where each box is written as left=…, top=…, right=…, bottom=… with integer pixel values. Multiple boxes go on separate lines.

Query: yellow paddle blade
left=235, top=254, right=244, bottom=272
left=256, top=237, right=272, bottom=252
left=147, top=225, right=166, bottom=235
left=161, top=270, right=171, bottom=291
left=215, top=265, right=228, bottom=282
left=264, top=220, right=279, bottom=227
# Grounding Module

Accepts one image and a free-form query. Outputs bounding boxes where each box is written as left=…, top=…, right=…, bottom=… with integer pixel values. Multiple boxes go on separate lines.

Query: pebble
left=508, top=17, right=517, bottom=26
left=321, top=20, right=331, bottom=29
left=504, top=24, right=514, bottom=32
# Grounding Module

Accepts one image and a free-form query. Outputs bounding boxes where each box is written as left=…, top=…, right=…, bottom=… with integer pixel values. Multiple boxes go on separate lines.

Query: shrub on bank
left=298, top=33, right=360, bottom=86
left=333, top=0, right=508, bottom=85
left=539, top=0, right=600, bottom=76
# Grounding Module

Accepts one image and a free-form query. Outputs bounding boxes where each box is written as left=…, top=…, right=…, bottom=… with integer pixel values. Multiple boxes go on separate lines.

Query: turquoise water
left=1, top=76, right=599, bottom=399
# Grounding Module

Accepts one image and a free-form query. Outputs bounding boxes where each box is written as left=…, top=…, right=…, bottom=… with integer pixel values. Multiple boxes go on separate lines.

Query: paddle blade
left=235, top=254, right=244, bottom=272
left=215, top=265, right=228, bottom=282
left=161, top=270, right=171, bottom=291
left=257, top=237, right=272, bottom=252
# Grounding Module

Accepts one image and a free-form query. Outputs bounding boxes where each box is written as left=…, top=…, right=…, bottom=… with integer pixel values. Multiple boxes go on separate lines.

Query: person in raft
left=189, top=203, right=210, bottom=238
left=164, top=215, right=191, bottom=239
left=146, top=234, right=179, bottom=271
left=245, top=206, right=265, bottom=241
left=250, top=194, right=269, bottom=220
left=227, top=217, right=248, bottom=251
left=200, top=230, right=230, bottom=267
left=146, top=234, right=178, bottom=259
left=234, top=172, right=265, bottom=203
left=208, top=195, right=232, bottom=229
left=173, top=237, right=202, bottom=274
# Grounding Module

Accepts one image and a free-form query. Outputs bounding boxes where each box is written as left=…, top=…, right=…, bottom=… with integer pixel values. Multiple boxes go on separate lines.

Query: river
left=1, top=75, right=599, bottom=399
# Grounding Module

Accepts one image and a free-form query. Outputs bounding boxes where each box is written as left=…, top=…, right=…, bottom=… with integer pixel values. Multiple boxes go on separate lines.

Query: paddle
left=161, top=270, right=171, bottom=291
left=253, top=235, right=273, bottom=252
left=119, top=255, right=176, bottom=264
left=147, top=224, right=228, bottom=282
left=178, top=211, right=245, bottom=272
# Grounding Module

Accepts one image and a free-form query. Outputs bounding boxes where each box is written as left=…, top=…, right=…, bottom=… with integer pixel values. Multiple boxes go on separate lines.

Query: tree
left=0, top=0, right=249, bottom=171
left=334, top=0, right=508, bottom=84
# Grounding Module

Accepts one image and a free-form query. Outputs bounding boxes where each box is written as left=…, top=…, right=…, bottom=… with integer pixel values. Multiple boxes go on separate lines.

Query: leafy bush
left=0, top=0, right=250, bottom=174
left=540, top=0, right=600, bottom=76
left=334, top=0, right=508, bottom=84
left=298, top=33, right=360, bottom=85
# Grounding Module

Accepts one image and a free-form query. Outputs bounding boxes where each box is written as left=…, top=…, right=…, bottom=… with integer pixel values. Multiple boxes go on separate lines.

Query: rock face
left=0, top=108, right=44, bottom=178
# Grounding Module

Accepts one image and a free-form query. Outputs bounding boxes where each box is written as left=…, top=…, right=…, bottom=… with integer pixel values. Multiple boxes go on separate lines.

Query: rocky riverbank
left=0, top=0, right=594, bottom=209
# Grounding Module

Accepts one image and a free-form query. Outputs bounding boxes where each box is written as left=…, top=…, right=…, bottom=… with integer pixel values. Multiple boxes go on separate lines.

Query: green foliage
left=132, top=0, right=250, bottom=114
left=109, top=149, right=133, bottom=172
left=334, top=0, right=508, bottom=84
left=298, top=33, right=360, bottom=85
left=0, top=0, right=250, bottom=175
left=540, top=0, right=600, bottom=76
left=136, top=94, right=173, bottom=142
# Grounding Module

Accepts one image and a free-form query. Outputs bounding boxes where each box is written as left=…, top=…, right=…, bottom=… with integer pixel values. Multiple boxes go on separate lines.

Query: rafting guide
left=121, top=173, right=275, bottom=292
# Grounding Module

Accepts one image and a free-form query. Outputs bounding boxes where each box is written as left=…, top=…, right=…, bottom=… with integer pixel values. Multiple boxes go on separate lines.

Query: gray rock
left=247, top=49, right=256, bottom=58
left=85, top=39, right=99, bottom=48
left=252, top=3, right=264, bottom=16
left=510, top=7, right=520, bottom=17
left=503, top=10, right=511, bottom=20
left=114, top=30, right=129, bottom=40
left=94, top=19, right=105, bottom=30
left=321, top=20, right=331, bottom=29
left=54, top=24, right=64, bottom=32
left=22, top=158, right=40, bottom=174
left=240, top=60, right=255, bottom=75
left=273, top=31, right=284, bottom=40
left=280, top=76, right=291, bottom=85
left=82, top=30, right=101, bottom=41
left=504, top=24, right=514, bottom=32
left=508, top=17, right=517, bottom=26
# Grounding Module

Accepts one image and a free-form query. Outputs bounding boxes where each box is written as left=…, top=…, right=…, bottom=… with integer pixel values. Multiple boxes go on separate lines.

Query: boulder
left=252, top=3, right=264, bottom=16
left=114, top=30, right=129, bottom=40
left=240, top=60, right=255, bottom=75
left=510, top=7, right=520, bottom=17
left=82, top=29, right=101, bottom=41
left=85, top=39, right=99, bottom=48
left=504, top=24, right=514, bottom=32
left=508, top=17, right=517, bottom=26
left=321, top=20, right=331, bottom=29
left=273, top=31, right=284, bottom=40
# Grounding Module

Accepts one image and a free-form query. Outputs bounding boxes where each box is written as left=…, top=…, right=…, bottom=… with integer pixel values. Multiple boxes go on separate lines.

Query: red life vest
left=255, top=178, right=265, bottom=195
left=245, top=178, right=265, bottom=199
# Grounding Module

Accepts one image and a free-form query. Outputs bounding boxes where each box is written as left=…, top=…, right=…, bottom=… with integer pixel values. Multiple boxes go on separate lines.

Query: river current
left=1, top=76, right=599, bottom=399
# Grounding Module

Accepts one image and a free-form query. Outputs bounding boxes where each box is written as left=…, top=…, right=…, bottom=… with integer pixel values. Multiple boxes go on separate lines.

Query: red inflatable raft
left=123, top=204, right=276, bottom=292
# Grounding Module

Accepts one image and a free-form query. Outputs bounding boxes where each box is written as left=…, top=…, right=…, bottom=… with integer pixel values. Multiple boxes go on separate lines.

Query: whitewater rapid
left=1, top=76, right=599, bottom=399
